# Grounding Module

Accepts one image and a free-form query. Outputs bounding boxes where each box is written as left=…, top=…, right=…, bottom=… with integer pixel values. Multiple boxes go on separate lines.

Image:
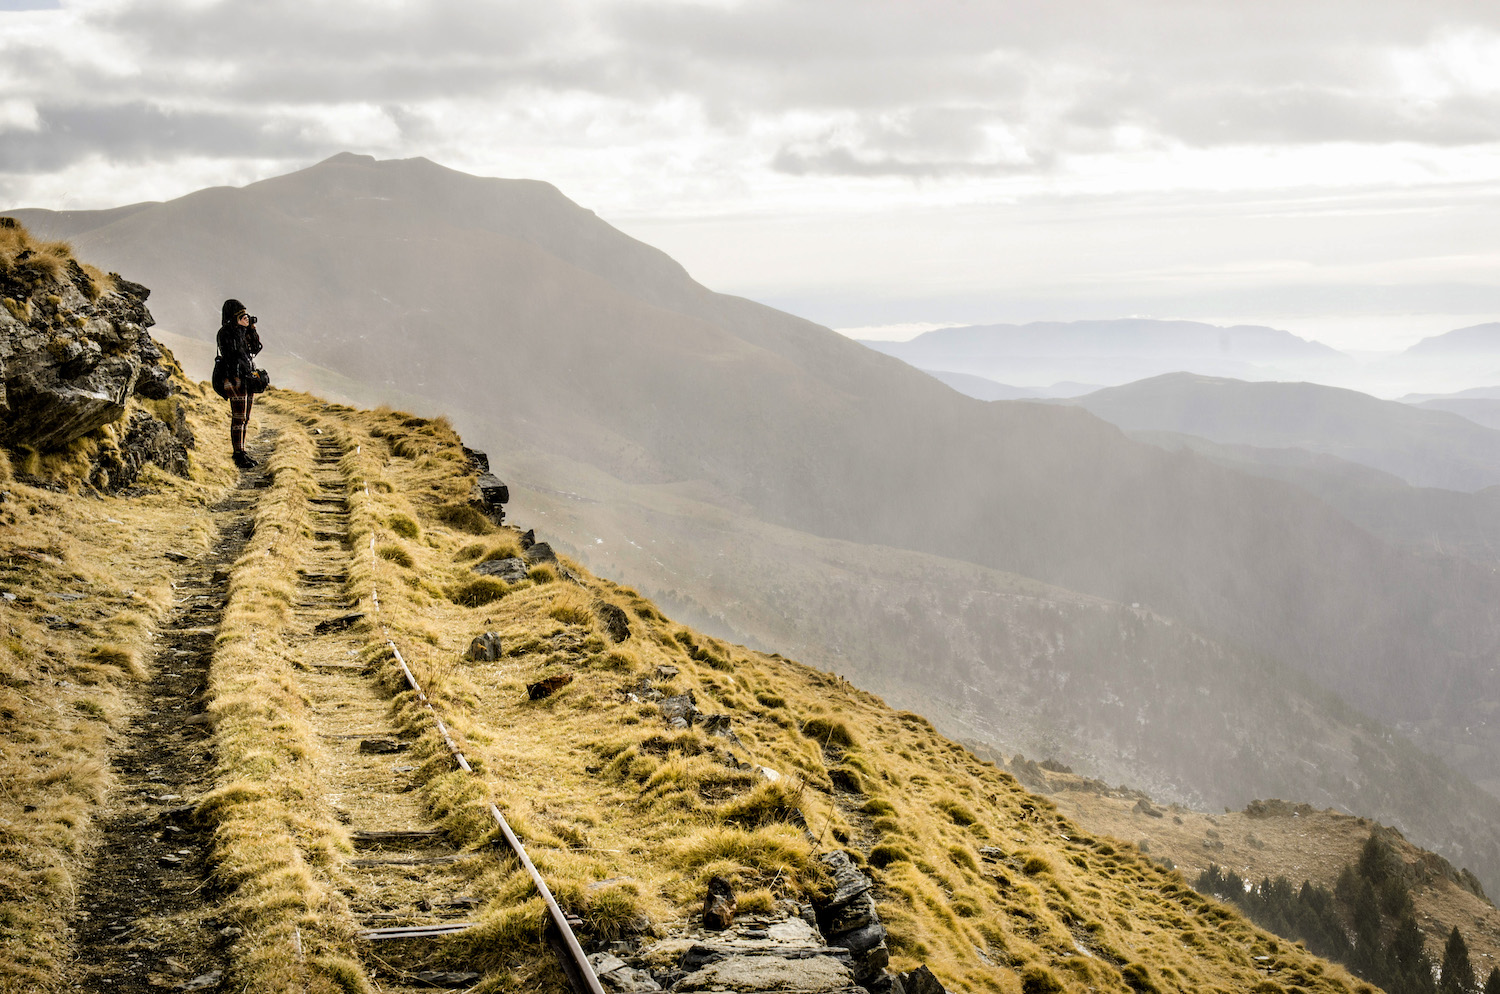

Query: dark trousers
left=228, top=387, right=254, bottom=454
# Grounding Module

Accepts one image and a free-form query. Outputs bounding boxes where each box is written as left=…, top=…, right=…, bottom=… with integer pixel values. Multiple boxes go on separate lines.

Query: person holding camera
left=213, top=298, right=266, bottom=469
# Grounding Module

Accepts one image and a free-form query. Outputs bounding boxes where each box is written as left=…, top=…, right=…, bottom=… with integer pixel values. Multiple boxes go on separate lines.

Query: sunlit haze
left=2, top=0, right=1498, bottom=360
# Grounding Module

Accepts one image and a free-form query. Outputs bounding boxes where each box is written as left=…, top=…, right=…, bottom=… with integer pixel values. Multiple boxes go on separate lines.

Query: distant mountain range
left=13, top=153, right=1500, bottom=891
left=1064, top=372, right=1500, bottom=491
left=862, top=319, right=1352, bottom=388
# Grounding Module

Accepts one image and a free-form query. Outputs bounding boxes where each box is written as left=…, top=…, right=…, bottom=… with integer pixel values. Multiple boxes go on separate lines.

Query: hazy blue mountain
left=861, top=318, right=1352, bottom=388
left=1401, top=385, right=1500, bottom=403
left=13, top=153, right=1500, bottom=889
left=924, top=370, right=1043, bottom=400
left=1068, top=372, right=1500, bottom=491
left=1402, top=323, right=1500, bottom=357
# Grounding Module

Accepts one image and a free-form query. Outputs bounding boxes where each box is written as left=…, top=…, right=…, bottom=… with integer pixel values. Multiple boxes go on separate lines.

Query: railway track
left=283, top=419, right=604, bottom=992
left=62, top=412, right=602, bottom=992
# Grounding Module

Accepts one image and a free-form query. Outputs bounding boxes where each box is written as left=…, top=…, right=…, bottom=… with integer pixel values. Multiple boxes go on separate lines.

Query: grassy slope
left=0, top=376, right=1377, bottom=994
left=0, top=384, right=242, bottom=990
left=1049, top=787, right=1500, bottom=976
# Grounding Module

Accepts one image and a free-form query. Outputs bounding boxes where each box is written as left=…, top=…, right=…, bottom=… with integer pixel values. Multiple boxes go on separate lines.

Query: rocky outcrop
left=91, top=405, right=196, bottom=491
left=1, top=232, right=173, bottom=451
left=812, top=852, right=892, bottom=988
left=462, top=447, right=509, bottom=524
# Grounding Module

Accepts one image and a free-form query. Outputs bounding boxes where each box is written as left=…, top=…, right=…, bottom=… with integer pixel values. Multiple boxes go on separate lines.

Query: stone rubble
left=466, top=631, right=503, bottom=661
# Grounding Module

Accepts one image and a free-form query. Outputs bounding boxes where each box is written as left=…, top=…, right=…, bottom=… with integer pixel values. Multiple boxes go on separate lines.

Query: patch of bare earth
left=66, top=435, right=274, bottom=993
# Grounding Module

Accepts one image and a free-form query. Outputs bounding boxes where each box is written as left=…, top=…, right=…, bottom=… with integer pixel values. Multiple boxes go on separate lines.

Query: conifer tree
left=1483, top=966, right=1499, bottom=994
left=1350, top=877, right=1384, bottom=976
left=1439, top=926, right=1474, bottom=994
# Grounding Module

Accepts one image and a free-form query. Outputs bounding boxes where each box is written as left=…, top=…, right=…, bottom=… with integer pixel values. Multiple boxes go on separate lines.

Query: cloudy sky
left=2, top=0, right=1499, bottom=350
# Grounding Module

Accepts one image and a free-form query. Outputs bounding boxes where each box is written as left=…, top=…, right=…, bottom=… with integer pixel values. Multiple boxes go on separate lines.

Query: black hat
left=221, top=298, right=247, bottom=325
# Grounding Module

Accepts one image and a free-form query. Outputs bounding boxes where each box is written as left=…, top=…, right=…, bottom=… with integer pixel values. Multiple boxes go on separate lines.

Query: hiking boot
left=233, top=451, right=257, bottom=469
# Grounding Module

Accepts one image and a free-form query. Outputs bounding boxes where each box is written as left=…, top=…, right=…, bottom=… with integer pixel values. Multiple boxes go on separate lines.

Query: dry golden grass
left=0, top=220, right=113, bottom=299
left=0, top=373, right=239, bottom=992
left=196, top=400, right=367, bottom=994
left=0, top=378, right=1390, bottom=994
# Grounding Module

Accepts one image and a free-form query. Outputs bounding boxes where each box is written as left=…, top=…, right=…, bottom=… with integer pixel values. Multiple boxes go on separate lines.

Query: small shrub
left=936, top=798, right=977, bottom=826
left=377, top=543, right=414, bottom=568
left=549, top=592, right=593, bottom=626
left=1120, top=964, right=1162, bottom=994
left=720, top=780, right=805, bottom=828
left=529, top=564, right=558, bottom=584
left=432, top=502, right=495, bottom=534
left=447, top=577, right=508, bottom=607
left=1021, top=968, right=1065, bottom=994
left=869, top=844, right=910, bottom=868
left=1022, top=855, right=1051, bottom=876
left=387, top=513, right=419, bottom=539
left=585, top=881, right=644, bottom=940
left=948, top=845, right=978, bottom=872
left=738, top=888, right=776, bottom=914
left=860, top=798, right=897, bottom=817
left=87, top=643, right=146, bottom=680
left=800, top=716, right=857, bottom=750
left=754, top=691, right=786, bottom=709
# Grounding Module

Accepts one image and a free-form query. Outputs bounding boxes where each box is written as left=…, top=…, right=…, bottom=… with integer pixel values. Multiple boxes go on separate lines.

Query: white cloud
left=2, top=0, right=1499, bottom=347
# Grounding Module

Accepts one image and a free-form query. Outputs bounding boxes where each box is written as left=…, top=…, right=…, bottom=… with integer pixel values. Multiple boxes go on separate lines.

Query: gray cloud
left=0, top=102, right=328, bottom=172
left=3, top=0, right=1500, bottom=181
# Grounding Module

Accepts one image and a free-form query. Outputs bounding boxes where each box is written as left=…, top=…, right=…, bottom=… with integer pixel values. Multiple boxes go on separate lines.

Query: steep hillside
left=1047, top=786, right=1500, bottom=983
left=1067, top=372, right=1500, bottom=492
left=0, top=306, right=1381, bottom=991
left=1415, top=398, right=1500, bottom=432
left=13, top=158, right=1500, bottom=896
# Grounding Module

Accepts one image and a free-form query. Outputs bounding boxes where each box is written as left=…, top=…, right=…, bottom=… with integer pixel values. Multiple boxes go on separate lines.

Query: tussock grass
left=0, top=223, right=74, bottom=287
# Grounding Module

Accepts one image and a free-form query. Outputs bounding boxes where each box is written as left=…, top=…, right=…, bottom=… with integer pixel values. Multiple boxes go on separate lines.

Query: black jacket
left=216, top=322, right=262, bottom=381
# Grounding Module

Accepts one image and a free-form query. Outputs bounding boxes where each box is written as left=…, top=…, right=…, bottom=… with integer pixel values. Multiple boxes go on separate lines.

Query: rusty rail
left=355, top=443, right=604, bottom=994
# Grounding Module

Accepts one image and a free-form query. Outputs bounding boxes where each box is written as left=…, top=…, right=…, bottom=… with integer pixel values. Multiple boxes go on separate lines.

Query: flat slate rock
left=524, top=541, right=557, bottom=563
left=672, top=954, right=859, bottom=993
left=473, top=557, right=528, bottom=583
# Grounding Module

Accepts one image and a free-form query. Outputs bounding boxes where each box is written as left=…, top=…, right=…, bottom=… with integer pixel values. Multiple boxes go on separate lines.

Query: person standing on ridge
left=213, top=298, right=264, bottom=469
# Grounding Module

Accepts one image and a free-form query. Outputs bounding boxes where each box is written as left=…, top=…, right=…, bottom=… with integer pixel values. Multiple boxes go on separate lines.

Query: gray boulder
left=0, top=252, right=171, bottom=450
left=474, top=556, right=528, bottom=583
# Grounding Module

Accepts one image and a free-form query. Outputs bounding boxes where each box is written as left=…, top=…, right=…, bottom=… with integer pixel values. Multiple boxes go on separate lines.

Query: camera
left=248, top=315, right=258, bottom=325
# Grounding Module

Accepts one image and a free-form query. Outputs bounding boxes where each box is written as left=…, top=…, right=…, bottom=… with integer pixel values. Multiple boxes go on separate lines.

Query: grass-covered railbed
left=0, top=376, right=239, bottom=992
left=195, top=405, right=367, bottom=992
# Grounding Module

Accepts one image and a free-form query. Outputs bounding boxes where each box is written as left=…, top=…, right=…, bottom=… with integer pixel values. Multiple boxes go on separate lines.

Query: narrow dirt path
left=67, top=431, right=277, bottom=994
left=289, top=425, right=482, bottom=992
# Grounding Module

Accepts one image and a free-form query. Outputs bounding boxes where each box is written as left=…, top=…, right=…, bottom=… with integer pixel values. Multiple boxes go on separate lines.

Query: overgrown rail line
left=56, top=411, right=604, bottom=992
left=297, top=418, right=604, bottom=993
